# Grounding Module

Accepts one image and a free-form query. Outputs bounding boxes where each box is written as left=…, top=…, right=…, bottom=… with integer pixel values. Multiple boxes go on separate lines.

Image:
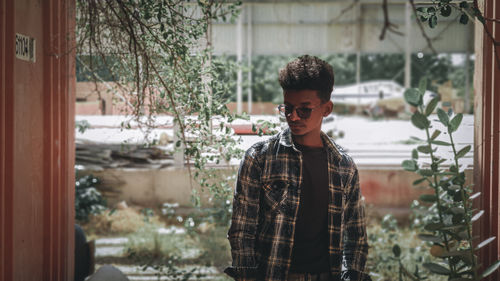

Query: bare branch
left=380, top=0, right=404, bottom=40
left=328, top=0, right=359, bottom=25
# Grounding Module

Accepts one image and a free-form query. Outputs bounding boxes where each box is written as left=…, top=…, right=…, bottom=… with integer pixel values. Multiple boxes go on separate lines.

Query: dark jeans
left=74, top=224, right=91, bottom=281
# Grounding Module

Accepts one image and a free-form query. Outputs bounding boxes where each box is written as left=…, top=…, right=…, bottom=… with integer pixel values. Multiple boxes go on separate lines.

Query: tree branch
left=328, top=0, right=359, bottom=25
left=380, top=0, right=404, bottom=40
left=408, top=0, right=437, bottom=54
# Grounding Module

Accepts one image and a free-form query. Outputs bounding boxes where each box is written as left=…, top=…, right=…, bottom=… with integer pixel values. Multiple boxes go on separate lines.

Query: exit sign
left=15, top=33, right=36, bottom=62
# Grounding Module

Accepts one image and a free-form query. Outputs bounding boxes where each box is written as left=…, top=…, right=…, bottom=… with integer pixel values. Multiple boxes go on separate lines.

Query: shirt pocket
left=261, top=180, right=289, bottom=213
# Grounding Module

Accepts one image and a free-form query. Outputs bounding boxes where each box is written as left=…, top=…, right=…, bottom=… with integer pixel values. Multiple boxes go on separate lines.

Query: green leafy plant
left=397, top=78, right=500, bottom=280
left=75, top=119, right=90, bottom=134
left=75, top=173, right=107, bottom=221
left=367, top=214, right=439, bottom=281
left=252, top=119, right=279, bottom=136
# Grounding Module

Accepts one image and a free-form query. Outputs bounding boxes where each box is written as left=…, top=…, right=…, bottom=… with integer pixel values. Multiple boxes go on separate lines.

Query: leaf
left=420, top=194, right=437, bottom=203
left=450, top=207, right=465, bottom=214
left=412, top=112, right=430, bottom=130
left=460, top=13, right=469, bottom=25
left=419, top=169, right=434, bottom=177
left=416, top=7, right=427, bottom=13
left=436, top=158, right=446, bottom=165
left=418, top=233, right=442, bottom=243
left=423, top=262, right=451, bottom=275
left=449, top=113, right=463, bottom=133
left=425, top=222, right=444, bottom=231
left=459, top=1, right=469, bottom=9
left=441, top=250, right=471, bottom=258
left=430, top=244, right=445, bottom=257
left=481, top=260, right=500, bottom=278
left=429, top=15, right=438, bottom=28
left=437, top=108, right=449, bottom=126
left=402, top=160, right=418, bottom=171
left=419, top=77, right=428, bottom=94
left=450, top=165, right=458, bottom=172
left=393, top=244, right=401, bottom=257
left=412, top=149, right=419, bottom=159
left=441, top=250, right=472, bottom=265
left=459, top=256, right=474, bottom=266
left=440, top=5, right=452, bottom=17
left=404, top=88, right=423, bottom=107
left=425, top=97, right=440, bottom=116
left=455, top=145, right=471, bottom=159
left=431, top=140, right=451, bottom=146
left=431, top=130, right=441, bottom=140
left=413, top=178, right=427, bottom=185
left=431, top=163, right=439, bottom=172
left=417, top=145, right=432, bottom=154
left=452, top=213, right=465, bottom=224
left=472, top=210, right=485, bottom=222
left=440, top=224, right=466, bottom=231
left=469, top=192, right=481, bottom=200
left=476, top=237, right=496, bottom=251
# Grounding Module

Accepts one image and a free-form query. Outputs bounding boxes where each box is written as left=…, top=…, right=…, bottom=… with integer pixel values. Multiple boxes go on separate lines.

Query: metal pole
left=247, top=5, right=253, bottom=114
left=355, top=2, right=362, bottom=106
left=404, top=1, right=412, bottom=89
left=465, top=51, right=470, bottom=114
left=236, top=8, right=243, bottom=114
left=173, top=122, right=184, bottom=168
left=356, top=53, right=361, bottom=85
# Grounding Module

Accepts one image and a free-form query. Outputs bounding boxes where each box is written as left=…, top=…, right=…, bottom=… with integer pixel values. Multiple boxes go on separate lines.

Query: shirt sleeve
left=342, top=164, right=371, bottom=281
left=224, top=151, right=262, bottom=280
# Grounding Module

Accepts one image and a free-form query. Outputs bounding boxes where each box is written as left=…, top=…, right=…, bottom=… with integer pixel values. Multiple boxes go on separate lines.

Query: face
left=283, top=89, right=333, bottom=141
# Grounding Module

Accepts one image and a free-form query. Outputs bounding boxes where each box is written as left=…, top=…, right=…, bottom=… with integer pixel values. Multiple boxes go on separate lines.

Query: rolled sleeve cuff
left=341, top=269, right=372, bottom=281
left=224, top=266, right=259, bottom=280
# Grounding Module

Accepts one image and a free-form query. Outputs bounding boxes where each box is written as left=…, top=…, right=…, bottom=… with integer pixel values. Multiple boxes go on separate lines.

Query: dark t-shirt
left=290, top=143, right=330, bottom=273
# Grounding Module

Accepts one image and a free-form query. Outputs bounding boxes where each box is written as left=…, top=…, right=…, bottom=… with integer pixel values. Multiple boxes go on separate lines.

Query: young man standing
left=225, top=55, right=370, bottom=281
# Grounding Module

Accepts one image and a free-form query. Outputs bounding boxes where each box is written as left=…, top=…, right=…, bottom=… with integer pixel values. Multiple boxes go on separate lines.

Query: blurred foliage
left=76, top=55, right=120, bottom=82
left=127, top=224, right=205, bottom=281
left=75, top=173, right=107, bottom=222
left=85, top=207, right=163, bottom=235
left=75, top=119, right=90, bottom=133
left=125, top=205, right=232, bottom=278
left=217, top=54, right=473, bottom=104
left=367, top=214, right=442, bottom=281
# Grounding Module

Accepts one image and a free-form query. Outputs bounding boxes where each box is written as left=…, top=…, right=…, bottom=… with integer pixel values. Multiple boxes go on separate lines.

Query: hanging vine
left=76, top=0, right=244, bottom=204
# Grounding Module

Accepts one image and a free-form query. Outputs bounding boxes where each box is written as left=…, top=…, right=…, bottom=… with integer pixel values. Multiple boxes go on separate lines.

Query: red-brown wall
left=0, top=0, right=75, bottom=280
left=474, top=1, right=500, bottom=280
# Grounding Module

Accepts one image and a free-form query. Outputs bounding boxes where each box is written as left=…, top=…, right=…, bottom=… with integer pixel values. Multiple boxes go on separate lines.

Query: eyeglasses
left=277, top=103, right=323, bottom=119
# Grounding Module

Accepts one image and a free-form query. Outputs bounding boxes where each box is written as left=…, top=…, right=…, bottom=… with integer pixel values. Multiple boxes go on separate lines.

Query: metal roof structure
left=211, top=1, right=474, bottom=55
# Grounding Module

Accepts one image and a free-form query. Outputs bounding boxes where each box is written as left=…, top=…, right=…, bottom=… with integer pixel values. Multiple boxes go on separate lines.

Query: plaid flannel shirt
left=225, top=128, right=370, bottom=281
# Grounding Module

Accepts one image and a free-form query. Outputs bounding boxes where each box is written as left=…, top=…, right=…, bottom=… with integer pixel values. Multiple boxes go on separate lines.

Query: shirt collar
left=278, top=128, right=343, bottom=162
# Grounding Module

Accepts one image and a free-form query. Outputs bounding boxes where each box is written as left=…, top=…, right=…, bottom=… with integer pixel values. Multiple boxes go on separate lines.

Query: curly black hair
left=278, top=55, right=335, bottom=102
